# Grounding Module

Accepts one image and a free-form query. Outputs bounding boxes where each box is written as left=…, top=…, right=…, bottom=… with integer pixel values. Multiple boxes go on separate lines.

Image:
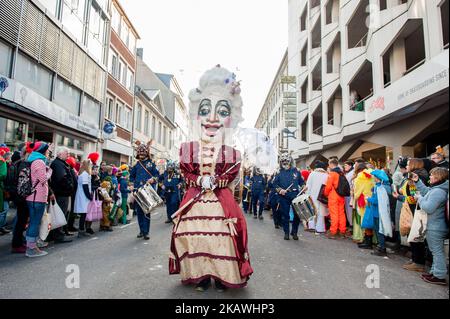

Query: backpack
left=336, top=173, right=351, bottom=197
left=16, top=162, right=38, bottom=199
left=4, top=162, right=19, bottom=197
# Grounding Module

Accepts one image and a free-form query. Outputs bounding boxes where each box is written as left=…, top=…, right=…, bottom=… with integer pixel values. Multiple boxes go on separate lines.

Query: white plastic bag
left=39, top=209, right=52, bottom=241
left=407, top=205, right=427, bottom=243
left=48, top=202, right=67, bottom=230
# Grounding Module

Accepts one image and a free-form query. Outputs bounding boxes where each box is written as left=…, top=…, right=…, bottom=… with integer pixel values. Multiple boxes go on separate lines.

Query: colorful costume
left=169, top=142, right=252, bottom=287
left=169, top=65, right=252, bottom=289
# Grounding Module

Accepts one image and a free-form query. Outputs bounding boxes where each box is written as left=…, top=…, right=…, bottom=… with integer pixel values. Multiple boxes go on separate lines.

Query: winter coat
left=26, top=152, right=52, bottom=204
left=367, top=183, right=393, bottom=237
left=416, top=180, right=449, bottom=232
left=50, top=157, right=75, bottom=197
left=306, top=168, right=329, bottom=217
left=0, top=158, right=6, bottom=211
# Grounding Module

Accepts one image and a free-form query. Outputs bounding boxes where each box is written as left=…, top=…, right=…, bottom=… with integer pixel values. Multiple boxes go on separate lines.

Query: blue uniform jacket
left=162, top=172, right=183, bottom=198
left=130, top=159, right=160, bottom=189
left=251, top=175, right=266, bottom=194
left=273, top=168, right=305, bottom=201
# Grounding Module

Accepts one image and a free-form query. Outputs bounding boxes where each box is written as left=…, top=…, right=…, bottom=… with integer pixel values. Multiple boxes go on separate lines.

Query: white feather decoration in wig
left=188, top=65, right=244, bottom=129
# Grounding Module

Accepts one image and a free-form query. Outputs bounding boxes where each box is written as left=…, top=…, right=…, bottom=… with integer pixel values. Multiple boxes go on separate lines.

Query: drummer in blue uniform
left=251, top=167, right=267, bottom=220
left=242, top=169, right=252, bottom=214
left=267, top=174, right=280, bottom=229
left=130, top=141, right=160, bottom=240
left=161, top=162, right=183, bottom=224
left=273, top=154, right=305, bottom=240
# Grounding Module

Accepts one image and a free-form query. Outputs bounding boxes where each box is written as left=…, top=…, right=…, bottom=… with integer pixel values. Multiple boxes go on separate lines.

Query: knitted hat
left=34, top=142, right=49, bottom=155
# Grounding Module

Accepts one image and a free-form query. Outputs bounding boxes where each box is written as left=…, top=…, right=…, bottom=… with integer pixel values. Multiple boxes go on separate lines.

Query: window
left=116, top=101, right=124, bottom=125
left=108, top=49, right=118, bottom=77
left=106, top=96, right=114, bottom=120
left=15, top=53, right=53, bottom=99
left=144, top=110, right=150, bottom=135
left=111, top=4, right=120, bottom=33
left=441, top=0, right=449, bottom=48
left=39, top=0, right=59, bottom=17
left=151, top=116, right=156, bottom=139
left=0, top=41, right=12, bottom=77
left=61, top=0, right=86, bottom=43
left=87, top=5, right=106, bottom=63
left=121, top=60, right=127, bottom=86
left=158, top=121, right=162, bottom=144
left=124, top=107, right=132, bottom=130
left=54, top=78, right=81, bottom=114
left=129, top=32, right=136, bottom=54
left=120, top=20, right=129, bottom=46
left=163, top=126, right=167, bottom=147
left=81, top=95, right=101, bottom=125
left=117, top=59, right=123, bottom=82
left=127, top=68, right=134, bottom=92
left=135, top=103, right=142, bottom=131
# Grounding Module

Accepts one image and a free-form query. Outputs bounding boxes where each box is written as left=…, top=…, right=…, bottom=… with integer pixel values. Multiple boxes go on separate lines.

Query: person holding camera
left=393, top=158, right=429, bottom=273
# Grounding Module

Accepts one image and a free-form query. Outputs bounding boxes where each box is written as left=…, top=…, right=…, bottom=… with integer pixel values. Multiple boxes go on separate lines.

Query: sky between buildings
left=121, top=0, right=288, bottom=128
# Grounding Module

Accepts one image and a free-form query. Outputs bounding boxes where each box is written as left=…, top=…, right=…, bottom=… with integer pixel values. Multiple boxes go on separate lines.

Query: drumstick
left=171, top=161, right=241, bottom=219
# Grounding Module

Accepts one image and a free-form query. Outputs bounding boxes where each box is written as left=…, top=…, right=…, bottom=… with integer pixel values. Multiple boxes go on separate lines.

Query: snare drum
left=292, top=194, right=317, bottom=223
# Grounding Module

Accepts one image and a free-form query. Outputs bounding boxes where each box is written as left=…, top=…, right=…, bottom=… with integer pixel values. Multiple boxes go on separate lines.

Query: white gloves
left=201, top=176, right=216, bottom=190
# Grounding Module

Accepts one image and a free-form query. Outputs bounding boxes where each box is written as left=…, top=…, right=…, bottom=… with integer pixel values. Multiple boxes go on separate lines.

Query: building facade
left=255, top=49, right=298, bottom=154
left=101, top=0, right=139, bottom=165
left=288, top=0, right=449, bottom=170
left=135, top=49, right=177, bottom=169
left=0, top=0, right=110, bottom=160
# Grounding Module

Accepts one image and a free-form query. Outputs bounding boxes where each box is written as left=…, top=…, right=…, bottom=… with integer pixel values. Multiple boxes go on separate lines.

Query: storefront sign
left=366, top=50, right=449, bottom=124
left=12, top=81, right=100, bottom=137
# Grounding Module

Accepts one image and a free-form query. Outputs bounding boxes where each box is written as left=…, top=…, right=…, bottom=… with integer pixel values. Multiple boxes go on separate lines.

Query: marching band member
left=169, top=65, right=253, bottom=292
left=242, top=169, right=251, bottom=214
left=130, top=141, right=160, bottom=240
left=268, top=174, right=280, bottom=229
left=251, top=167, right=266, bottom=220
left=162, top=162, right=183, bottom=224
left=273, top=154, right=305, bottom=240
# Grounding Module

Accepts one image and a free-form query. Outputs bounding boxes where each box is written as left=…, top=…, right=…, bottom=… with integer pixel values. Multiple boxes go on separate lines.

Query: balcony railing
left=353, top=32, right=368, bottom=49
left=403, top=59, right=426, bottom=76
left=313, top=126, right=323, bottom=135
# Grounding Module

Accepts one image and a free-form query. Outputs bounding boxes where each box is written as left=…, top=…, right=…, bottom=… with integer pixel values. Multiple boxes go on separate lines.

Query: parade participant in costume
left=169, top=65, right=253, bottom=292
left=242, top=169, right=251, bottom=214
left=130, top=141, right=159, bottom=240
left=267, top=174, right=280, bottom=228
left=306, top=161, right=329, bottom=234
left=119, top=171, right=131, bottom=225
left=324, top=159, right=348, bottom=239
left=368, top=170, right=393, bottom=257
left=99, top=180, right=114, bottom=232
left=273, top=153, right=305, bottom=241
left=162, top=162, right=183, bottom=224
left=354, top=167, right=375, bottom=248
left=250, top=167, right=266, bottom=220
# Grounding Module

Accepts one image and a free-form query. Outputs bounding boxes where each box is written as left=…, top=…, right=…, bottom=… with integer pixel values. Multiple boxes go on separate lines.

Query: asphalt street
left=0, top=206, right=448, bottom=299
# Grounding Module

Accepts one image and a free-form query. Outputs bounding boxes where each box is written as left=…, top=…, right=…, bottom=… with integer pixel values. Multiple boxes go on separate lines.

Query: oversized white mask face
left=197, top=94, right=232, bottom=143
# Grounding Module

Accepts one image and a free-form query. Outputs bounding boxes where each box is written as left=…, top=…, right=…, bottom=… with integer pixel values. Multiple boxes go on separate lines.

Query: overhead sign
left=1, top=78, right=100, bottom=137
left=366, top=50, right=449, bottom=124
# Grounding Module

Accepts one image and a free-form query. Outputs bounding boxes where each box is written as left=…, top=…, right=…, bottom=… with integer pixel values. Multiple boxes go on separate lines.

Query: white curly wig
left=188, top=65, right=244, bottom=128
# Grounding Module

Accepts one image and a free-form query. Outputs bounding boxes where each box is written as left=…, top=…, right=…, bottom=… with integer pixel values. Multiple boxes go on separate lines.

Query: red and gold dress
left=169, top=141, right=253, bottom=288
